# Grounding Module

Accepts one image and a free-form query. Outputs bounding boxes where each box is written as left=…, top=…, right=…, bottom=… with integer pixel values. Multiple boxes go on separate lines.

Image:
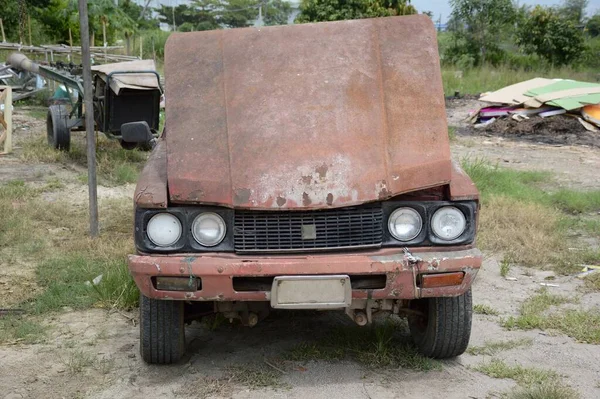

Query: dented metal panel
left=127, top=247, right=481, bottom=301
left=134, top=139, right=168, bottom=208
left=164, top=15, right=451, bottom=209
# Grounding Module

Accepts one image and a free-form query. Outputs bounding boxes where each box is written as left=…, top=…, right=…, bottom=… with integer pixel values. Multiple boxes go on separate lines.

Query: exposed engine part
left=214, top=301, right=270, bottom=327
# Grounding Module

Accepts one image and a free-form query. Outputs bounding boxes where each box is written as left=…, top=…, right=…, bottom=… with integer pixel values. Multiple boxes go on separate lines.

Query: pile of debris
left=469, top=78, right=600, bottom=133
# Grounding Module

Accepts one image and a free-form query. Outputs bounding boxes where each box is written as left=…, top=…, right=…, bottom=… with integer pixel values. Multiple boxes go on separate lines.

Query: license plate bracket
left=270, top=275, right=352, bottom=309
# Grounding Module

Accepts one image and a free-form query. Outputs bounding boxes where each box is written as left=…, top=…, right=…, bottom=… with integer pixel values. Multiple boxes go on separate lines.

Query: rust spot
left=316, top=163, right=328, bottom=179
left=301, top=175, right=312, bottom=185
left=326, top=193, right=334, bottom=205
left=302, top=192, right=312, bottom=206
left=233, top=188, right=252, bottom=205
left=276, top=196, right=287, bottom=207
left=187, top=189, right=205, bottom=202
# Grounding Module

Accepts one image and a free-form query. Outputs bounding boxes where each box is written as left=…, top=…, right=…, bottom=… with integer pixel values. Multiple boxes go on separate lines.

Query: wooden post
left=77, top=0, right=99, bottom=237
left=68, top=28, right=73, bottom=62
left=0, top=86, right=13, bottom=155
left=102, top=20, right=107, bottom=62
left=28, top=15, right=32, bottom=46
left=0, top=19, right=6, bottom=43
left=140, top=35, right=143, bottom=59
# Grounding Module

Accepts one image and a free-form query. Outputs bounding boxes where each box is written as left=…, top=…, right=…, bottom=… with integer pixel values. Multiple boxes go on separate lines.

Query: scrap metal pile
left=470, top=78, right=600, bottom=133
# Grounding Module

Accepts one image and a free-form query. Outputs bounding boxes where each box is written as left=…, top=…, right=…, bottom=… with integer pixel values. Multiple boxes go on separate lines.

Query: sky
left=411, top=0, right=600, bottom=23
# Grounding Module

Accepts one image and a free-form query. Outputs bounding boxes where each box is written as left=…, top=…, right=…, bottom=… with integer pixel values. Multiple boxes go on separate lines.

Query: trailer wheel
left=47, top=105, right=71, bottom=151
left=139, top=294, right=185, bottom=364
left=407, top=289, right=472, bottom=359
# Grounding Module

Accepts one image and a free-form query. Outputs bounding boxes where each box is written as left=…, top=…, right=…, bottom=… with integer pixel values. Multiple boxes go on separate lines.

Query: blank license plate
left=270, top=275, right=351, bottom=309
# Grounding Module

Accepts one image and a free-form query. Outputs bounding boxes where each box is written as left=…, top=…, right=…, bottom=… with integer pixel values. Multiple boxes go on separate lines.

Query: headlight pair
left=388, top=206, right=466, bottom=242
left=146, top=212, right=226, bottom=248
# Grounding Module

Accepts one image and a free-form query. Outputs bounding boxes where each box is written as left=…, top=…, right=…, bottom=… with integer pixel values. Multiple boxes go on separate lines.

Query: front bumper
left=128, top=247, right=482, bottom=302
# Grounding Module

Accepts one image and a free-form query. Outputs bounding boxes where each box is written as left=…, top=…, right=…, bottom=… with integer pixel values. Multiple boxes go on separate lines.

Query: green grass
left=0, top=316, right=47, bottom=344
left=285, top=320, right=440, bottom=370
left=473, top=358, right=558, bottom=386
left=506, top=382, right=580, bottom=399
left=441, top=64, right=598, bottom=96
left=467, top=338, right=532, bottom=356
left=462, top=159, right=600, bottom=272
left=473, top=304, right=499, bottom=316
left=500, top=257, right=512, bottom=278
left=503, top=289, right=600, bottom=344
left=583, top=272, right=600, bottom=292
left=0, top=180, right=138, bottom=343
left=21, top=135, right=147, bottom=186
left=225, top=364, right=288, bottom=389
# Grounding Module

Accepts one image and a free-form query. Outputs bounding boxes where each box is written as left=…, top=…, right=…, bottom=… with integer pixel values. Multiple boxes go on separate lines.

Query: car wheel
left=139, top=294, right=185, bottom=364
left=47, top=104, right=70, bottom=151
left=407, top=288, right=472, bottom=359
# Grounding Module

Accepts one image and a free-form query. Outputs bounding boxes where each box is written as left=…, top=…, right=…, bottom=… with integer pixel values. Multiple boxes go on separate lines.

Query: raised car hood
left=165, top=15, right=451, bottom=209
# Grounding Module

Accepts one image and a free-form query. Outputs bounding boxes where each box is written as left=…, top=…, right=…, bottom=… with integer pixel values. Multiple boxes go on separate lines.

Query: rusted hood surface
left=165, top=15, right=451, bottom=209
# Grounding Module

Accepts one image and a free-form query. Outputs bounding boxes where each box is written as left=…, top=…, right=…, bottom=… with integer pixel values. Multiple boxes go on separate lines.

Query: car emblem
left=301, top=224, right=317, bottom=240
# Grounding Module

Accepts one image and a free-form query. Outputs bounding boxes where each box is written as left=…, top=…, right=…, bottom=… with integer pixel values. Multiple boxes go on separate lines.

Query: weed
left=61, top=349, right=96, bottom=374
left=473, top=358, right=557, bottom=386
left=473, top=304, right=500, bottom=316
left=0, top=316, right=46, bottom=344
left=506, top=381, right=580, bottom=399
left=448, top=126, right=457, bottom=141
left=467, top=338, right=532, bottom=356
left=583, top=272, right=600, bottom=292
left=503, top=289, right=600, bottom=344
left=500, top=257, right=512, bottom=278
left=285, top=320, right=440, bottom=371
left=225, top=364, right=287, bottom=389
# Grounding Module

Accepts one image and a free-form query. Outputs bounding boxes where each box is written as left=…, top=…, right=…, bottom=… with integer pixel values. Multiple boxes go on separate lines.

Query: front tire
left=408, top=289, right=472, bottom=359
left=139, top=294, right=185, bottom=364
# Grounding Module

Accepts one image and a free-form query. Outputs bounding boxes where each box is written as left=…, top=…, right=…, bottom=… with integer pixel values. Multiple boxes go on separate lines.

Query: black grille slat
left=234, top=205, right=383, bottom=253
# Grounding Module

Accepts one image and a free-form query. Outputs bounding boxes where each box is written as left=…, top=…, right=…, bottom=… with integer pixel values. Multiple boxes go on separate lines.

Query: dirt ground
left=1, top=104, right=600, bottom=399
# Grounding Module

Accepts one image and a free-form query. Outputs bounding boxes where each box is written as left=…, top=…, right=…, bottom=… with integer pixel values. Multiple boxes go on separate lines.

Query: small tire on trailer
left=407, top=288, right=472, bottom=359
left=139, top=294, right=185, bottom=364
left=46, top=104, right=71, bottom=151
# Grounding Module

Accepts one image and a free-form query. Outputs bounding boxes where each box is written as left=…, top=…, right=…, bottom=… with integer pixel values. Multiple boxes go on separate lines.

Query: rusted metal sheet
left=449, top=161, right=479, bottom=201
left=165, top=15, right=451, bottom=209
left=134, top=139, right=168, bottom=208
left=128, top=247, right=481, bottom=301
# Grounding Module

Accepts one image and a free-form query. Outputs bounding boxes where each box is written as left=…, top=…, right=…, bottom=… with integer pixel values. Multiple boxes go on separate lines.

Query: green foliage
left=446, top=0, right=516, bottom=65
left=587, top=14, right=600, bottom=37
left=295, top=0, right=417, bottom=23
left=516, top=6, right=585, bottom=66
left=560, top=0, right=588, bottom=25
left=264, top=0, right=293, bottom=26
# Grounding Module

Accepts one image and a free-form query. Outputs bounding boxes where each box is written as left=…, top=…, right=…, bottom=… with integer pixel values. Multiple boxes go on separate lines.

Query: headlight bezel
left=382, top=201, right=476, bottom=247
left=135, top=207, right=234, bottom=253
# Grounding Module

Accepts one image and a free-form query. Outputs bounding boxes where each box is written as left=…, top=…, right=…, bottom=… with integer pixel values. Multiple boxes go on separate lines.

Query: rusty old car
left=128, top=15, right=482, bottom=364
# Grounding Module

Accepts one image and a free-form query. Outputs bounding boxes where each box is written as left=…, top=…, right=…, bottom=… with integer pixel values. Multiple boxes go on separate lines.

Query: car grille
left=233, top=205, right=384, bottom=253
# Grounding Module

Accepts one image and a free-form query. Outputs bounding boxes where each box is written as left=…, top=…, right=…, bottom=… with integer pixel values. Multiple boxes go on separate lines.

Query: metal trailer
left=6, top=52, right=162, bottom=151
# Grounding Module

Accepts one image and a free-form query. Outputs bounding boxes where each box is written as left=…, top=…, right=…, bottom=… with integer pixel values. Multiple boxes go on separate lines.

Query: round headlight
left=431, top=207, right=466, bottom=241
left=146, top=213, right=182, bottom=247
left=192, top=212, right=226, bottom=247
left=388, top=207, right=422, bottom=241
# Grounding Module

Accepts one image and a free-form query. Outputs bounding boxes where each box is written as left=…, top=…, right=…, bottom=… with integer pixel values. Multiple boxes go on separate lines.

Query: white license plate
left=270, top=275, right=351, bottom=309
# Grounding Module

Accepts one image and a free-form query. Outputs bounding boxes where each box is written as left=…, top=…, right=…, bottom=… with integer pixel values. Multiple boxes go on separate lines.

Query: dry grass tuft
left=478, top=196, right=566, bottom=267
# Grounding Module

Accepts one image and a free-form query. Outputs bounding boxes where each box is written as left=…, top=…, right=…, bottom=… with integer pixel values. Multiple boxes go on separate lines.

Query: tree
left=263, top=0, right=292, bottom=26
left=219, top=0, right=260, bottom=28
left=448, top=0, right=516, bottom=65
left=560, top=0, right=588, bottom=25
left=121, top=0, right=159, bottom=30
left=156, top=4, right=201, bottom=31
left=587, top=13, right=600, bottom=36
left=295, top=0, right=416, bottom=23
left=516, top=6, right=585, bottom=66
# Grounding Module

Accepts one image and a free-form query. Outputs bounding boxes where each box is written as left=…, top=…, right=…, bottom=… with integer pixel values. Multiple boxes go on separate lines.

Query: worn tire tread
left=409, top=289, right=472, bottom=359
left=140, top=294, right=185, bottom=364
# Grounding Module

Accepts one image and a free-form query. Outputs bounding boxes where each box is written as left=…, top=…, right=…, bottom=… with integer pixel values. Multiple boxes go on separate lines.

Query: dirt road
left=1, top=104, right=599, bottom=399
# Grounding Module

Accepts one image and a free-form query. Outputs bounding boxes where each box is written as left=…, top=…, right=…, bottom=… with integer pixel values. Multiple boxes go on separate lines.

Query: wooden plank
left=0, top=86, right=12, bottom=155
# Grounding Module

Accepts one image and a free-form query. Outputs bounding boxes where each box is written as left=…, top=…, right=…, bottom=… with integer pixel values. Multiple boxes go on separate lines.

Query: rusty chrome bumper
left=128, top=247, right=482, bottom=302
